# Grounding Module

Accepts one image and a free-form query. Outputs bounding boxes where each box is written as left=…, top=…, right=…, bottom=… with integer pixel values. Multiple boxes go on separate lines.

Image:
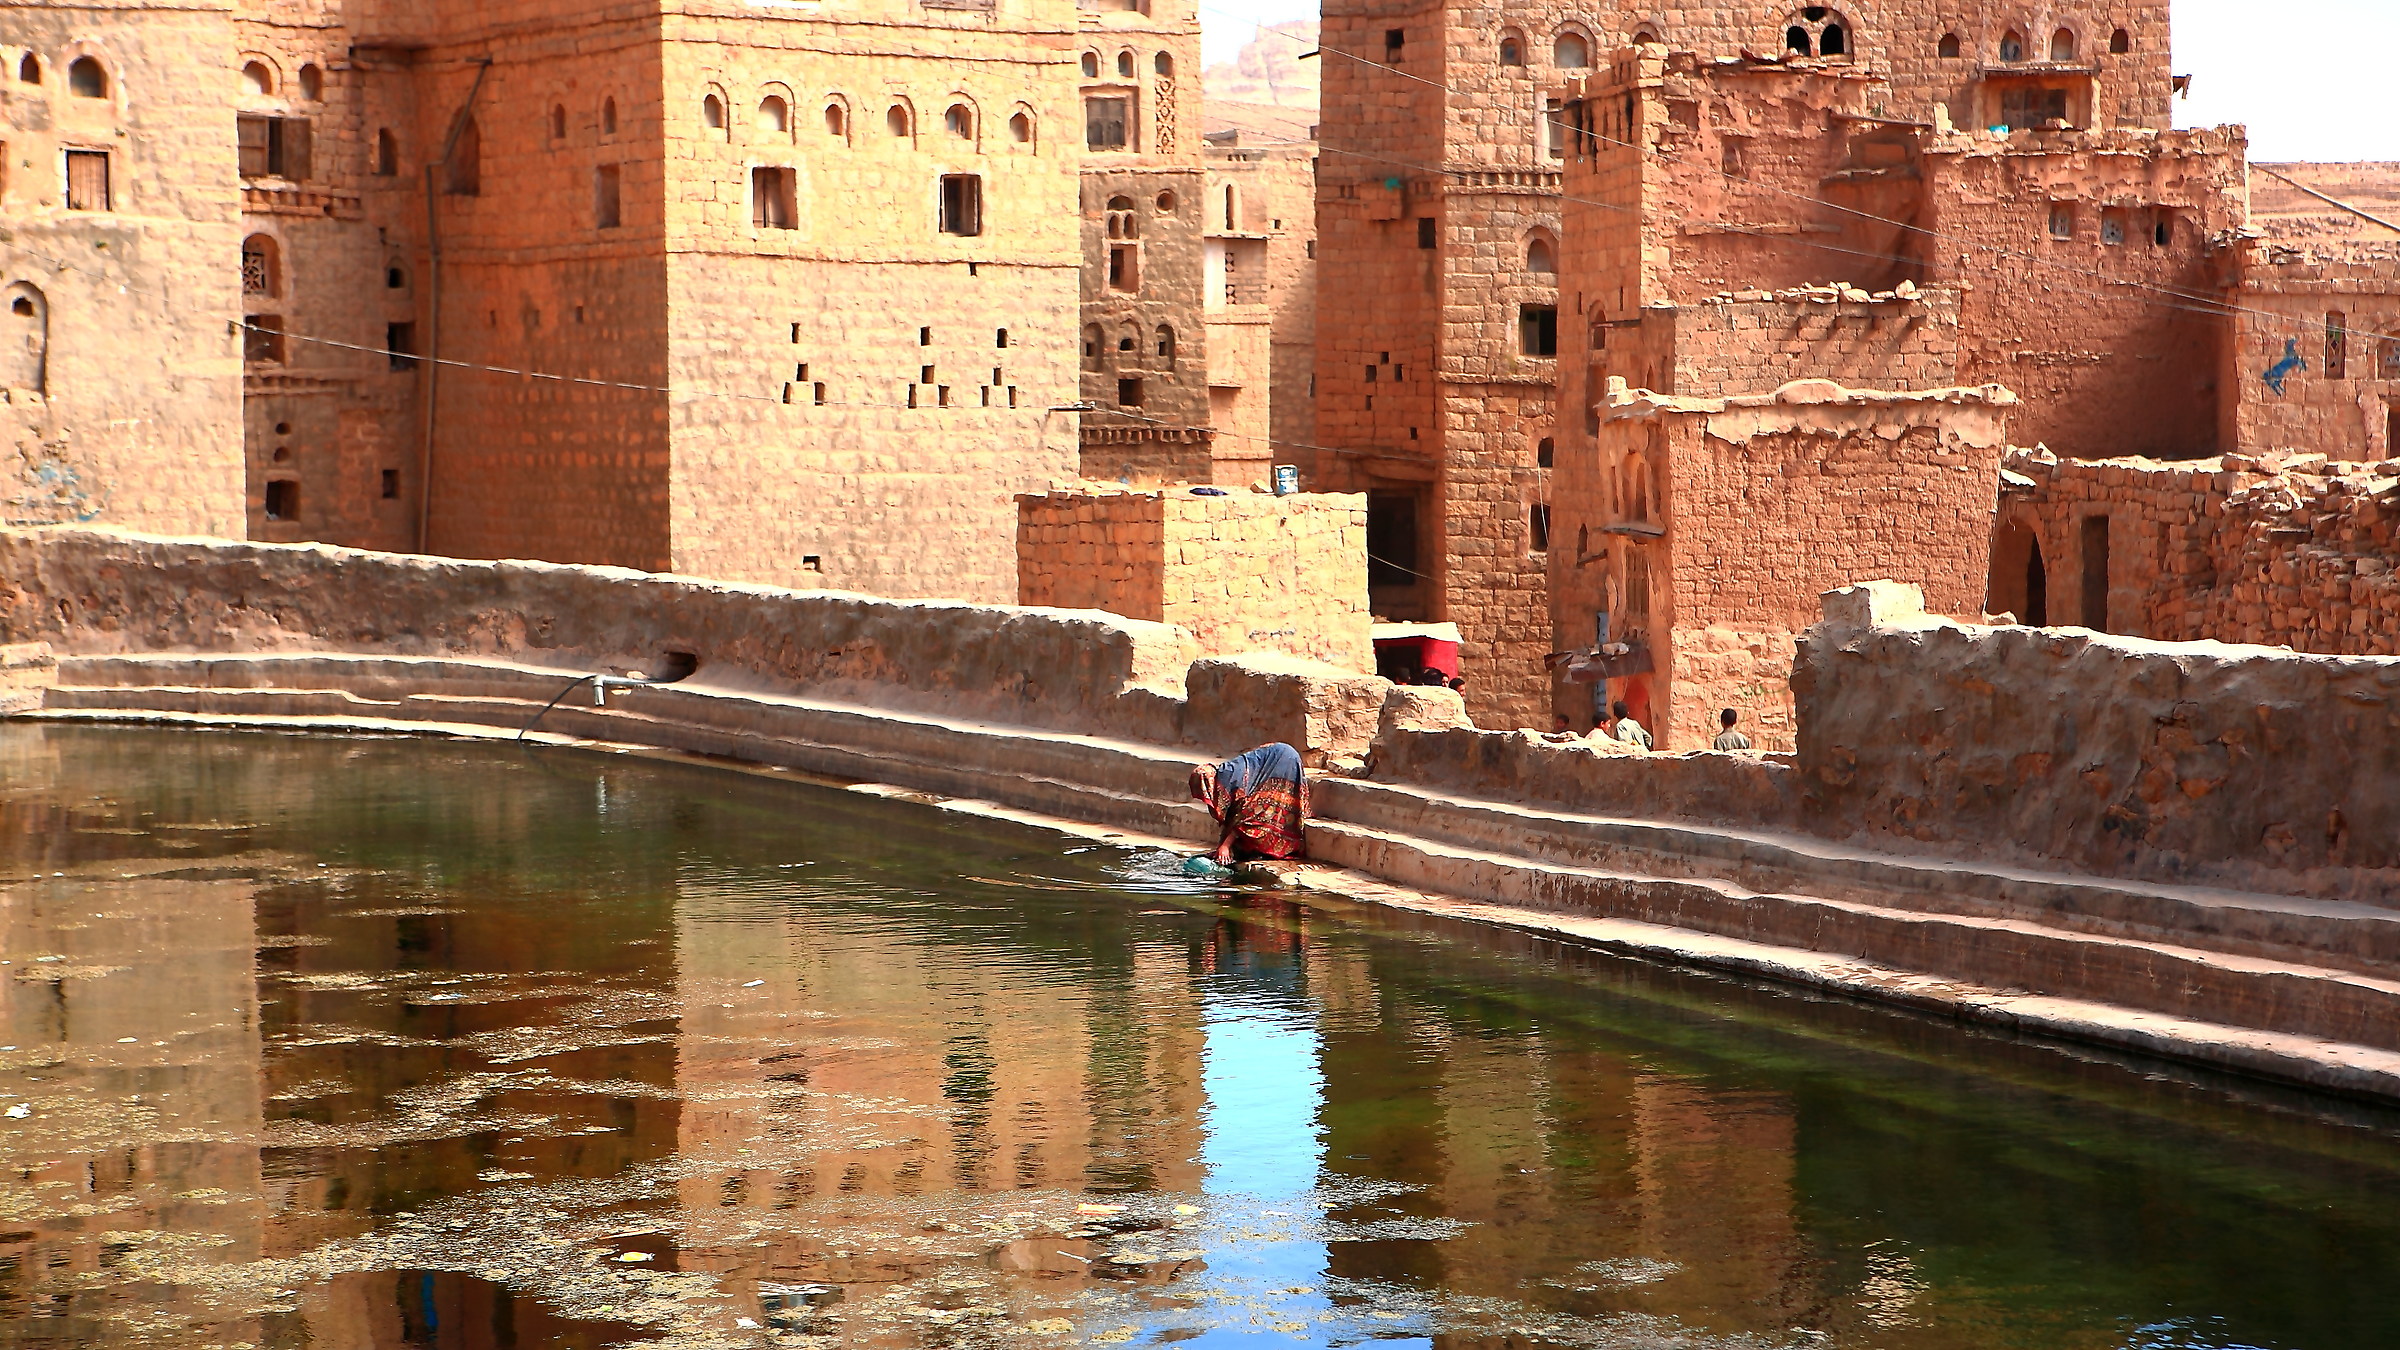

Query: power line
left=1214, top=12, right=2400, bottom=352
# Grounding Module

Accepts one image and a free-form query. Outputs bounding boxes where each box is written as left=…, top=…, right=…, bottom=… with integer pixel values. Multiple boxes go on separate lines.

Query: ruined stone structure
left=1203, top=129, right=1318, bottom=485
left=1993, top=448, right=2400, bottom=654
left=1312, top=3, right=2177, bottom=725
left=1076, top=0, right=1213, bottom=484
left=1017, top=484, right=1371, bottom=669
left=2, top=0, right=1085, bottom=602
left=1550, top=378, right=2011, bottom=748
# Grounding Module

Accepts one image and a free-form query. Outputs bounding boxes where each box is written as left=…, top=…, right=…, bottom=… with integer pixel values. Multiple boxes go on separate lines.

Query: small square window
left=751, top=166, right=797, bottom=229
left=386, top=321, right=418, bottom=372
left=1416, top=216, right=1436, bottom=249
left=245, top=314, right=286, bottom=364
left=939, top=173, right=983, bottom=236
left=594, top=164, right=622, bottom=229
left=1519, top=304, right=1557, bottom=357
left=380, top=469, right=401, bottom=500
left=1108, top=243, right=1140, bottom=292
left=263, top=479, right=300, bottom=521
left=1084, top=96, right=1130, bottom=151
left=2047, top=204, right=2075, bottom=239
left=64, top=149, right=110, bottom=210
left=1117, top=377, right=1144, bottom=407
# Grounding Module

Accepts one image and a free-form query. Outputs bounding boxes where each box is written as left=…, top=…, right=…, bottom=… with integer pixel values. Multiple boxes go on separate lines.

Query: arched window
left=1155, top=52, right=1174, bottom=76
left=703, top=93, right=726, bottom=132
left=1009, top=110, right=1033, bottom=144
left=240, top=233, right=280, bottom=299
left=16, top=53, right=37, bottom=84
left=1081, top=323, right=1104, bottom=372
left=66, top=56, right=105, bottom=98
left=1106, top=194, right=1138, bottom=239
left=240, top=60, right=273, bottom=96
left=945, top=103, right=973, bottom=139
left=602, top=97, right=618, bottom=135
left=758, top=95, right=790, bottom=133
left=1536, top=436, right=1555, bottom=468
left=1155, top=323, right=1176, bottom=367
left=887, top=103, right=911, bottom=137
left=1784, top=9, right=1850, bottom=60
left=1938, top=32, right=1961, bottom=58
left=2050, top=27, right=2077, bottom=61
left=549, top=104, right=566, bottom=141
left=298, top=64, right=322, bottom=100
left=825, top=101, right=848, bottom=138
left=1081, top=52, right=1099, bottom=78
left=445, top=116, right=480, bottom=195
left=1526, top=236, right=1556, bottom=273
left=2110, top=28, right=2132, bottom=54
left=1222, top=183, right=1239, bottom=230
left=1553, top=33, right=1591, bottom=68
left=374, top=128, right=397, bottom=176
left=386, top=261, right=407, bottom=289
left=1116, top=50, right=1135, bottom=78
left=1499, top=34, right=1524, bottom=66
left=1999, top=30, right=2026, bottom=62
left=4, top=282, right=48, bottom=394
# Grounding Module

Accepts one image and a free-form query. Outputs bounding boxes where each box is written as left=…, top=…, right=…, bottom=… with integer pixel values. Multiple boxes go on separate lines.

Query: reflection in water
left=5, top=725, right=2400, bottom=1348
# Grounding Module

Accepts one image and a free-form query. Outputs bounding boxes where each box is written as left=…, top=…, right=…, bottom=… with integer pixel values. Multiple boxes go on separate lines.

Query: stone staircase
left=25, top=650, right=2400, bottom=1098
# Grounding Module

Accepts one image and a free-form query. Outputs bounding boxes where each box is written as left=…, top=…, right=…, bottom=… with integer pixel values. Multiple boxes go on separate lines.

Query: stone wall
left=1995, top=449, right=2400, bottom=654
left=2226, top=240, right=2400, bottom=461
left=1795, top=581, right=2400, bottom=904
left=1016, top=485, right=1373, bottom=670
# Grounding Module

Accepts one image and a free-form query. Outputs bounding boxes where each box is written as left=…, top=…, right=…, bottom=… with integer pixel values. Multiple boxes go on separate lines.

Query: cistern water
left=5, top=724, right=2400, bottom=1349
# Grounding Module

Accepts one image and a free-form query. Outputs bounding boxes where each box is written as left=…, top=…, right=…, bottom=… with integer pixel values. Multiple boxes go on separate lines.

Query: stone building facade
left=0, top=8, right=247, bottom=539
left=1551, top=379, right=2011, bottom=749
left=1311, top=2, right=2176, bottom=725
left=1202, top=128, right=1317, bottom=486
left=3, top=0, right=1085, bottom=604
left=1075, top=0, right=1213, bottom=484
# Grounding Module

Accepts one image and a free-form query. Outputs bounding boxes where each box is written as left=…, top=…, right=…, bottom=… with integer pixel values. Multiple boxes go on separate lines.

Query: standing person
left=1189, top=742, right=1309, bottom=864
left=1609, top=700, right=1653, bottom=750
left=1712, top=707, right=1752, bottom=752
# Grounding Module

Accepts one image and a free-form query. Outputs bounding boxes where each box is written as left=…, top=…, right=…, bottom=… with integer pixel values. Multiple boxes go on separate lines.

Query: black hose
left=516, top=673, right=604, bottom=742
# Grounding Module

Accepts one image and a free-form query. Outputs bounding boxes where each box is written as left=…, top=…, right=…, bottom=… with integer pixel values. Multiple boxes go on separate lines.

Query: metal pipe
left=416, top=57, right=493, bottom=555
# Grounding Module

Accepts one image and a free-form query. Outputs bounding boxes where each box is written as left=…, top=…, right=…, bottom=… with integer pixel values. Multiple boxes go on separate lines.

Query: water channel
left=4, top=724, right=2400, bottom=1348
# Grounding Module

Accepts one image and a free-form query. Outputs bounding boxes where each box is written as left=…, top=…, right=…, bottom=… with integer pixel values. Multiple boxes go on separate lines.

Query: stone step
left=1312, top=777, right=2400, bottom=979
left=1307, top=816, right=2400, bottom=1054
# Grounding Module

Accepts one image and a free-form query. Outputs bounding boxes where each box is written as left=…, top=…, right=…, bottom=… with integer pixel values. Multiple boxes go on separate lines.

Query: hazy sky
left=1197, top=0, right=2395, bottom=163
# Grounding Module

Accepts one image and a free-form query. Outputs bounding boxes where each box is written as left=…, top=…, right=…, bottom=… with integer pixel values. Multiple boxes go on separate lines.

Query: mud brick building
left=1202, top=128, right=1318, bottom=484
left=1076, top=0, right=1213, bottom=484
left=1312, top=4, right=2177, bottom=724
left=1, top=0, right=1085, bottom=603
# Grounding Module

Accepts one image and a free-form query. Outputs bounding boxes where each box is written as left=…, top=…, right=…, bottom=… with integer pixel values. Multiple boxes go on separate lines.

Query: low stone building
left=1017, top=484, right=1371, bottom=670
left=1549, top=378, right=2013, bottom=750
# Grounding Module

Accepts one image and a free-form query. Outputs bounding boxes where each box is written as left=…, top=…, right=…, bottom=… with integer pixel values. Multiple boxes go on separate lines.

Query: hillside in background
left=1204, top=19, right=1318, bottom=139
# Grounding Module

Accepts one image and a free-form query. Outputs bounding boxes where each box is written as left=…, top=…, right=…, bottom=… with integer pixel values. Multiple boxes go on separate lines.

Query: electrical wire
left=1206, top=10, right=2400, bottom=350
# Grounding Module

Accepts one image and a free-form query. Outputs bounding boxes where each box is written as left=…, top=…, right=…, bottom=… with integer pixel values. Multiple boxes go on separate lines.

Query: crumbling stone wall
left=1998, top=449, right=2400, bottom=655
left=1797, top=581, right=2400, bottom=905
left=1017, top=485, right=1372, bottom=670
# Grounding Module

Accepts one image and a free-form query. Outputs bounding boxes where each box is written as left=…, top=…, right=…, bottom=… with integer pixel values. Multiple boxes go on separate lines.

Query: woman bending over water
left=1189, top=741, right=1308, bottom=865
